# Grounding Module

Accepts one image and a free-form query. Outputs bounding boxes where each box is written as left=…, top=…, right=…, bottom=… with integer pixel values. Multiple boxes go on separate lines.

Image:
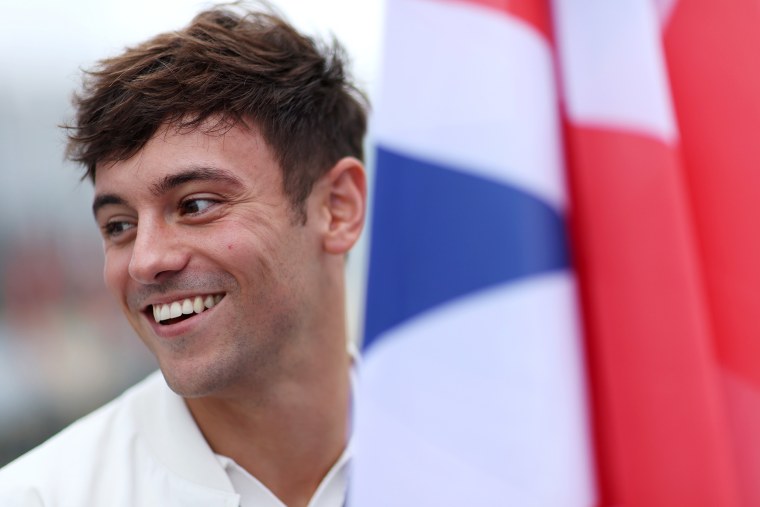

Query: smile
left=150, top=294, right=225, bottom=325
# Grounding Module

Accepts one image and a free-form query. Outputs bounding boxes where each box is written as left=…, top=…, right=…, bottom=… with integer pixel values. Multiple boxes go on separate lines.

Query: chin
left=157, top=358, right=236, bottom=399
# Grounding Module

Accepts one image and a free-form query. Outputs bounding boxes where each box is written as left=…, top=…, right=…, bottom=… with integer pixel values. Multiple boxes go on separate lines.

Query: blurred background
left=0, top=0, right=383, bottom=466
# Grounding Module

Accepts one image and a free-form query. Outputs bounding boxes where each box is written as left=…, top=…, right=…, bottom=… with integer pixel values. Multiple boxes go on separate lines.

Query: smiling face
left=93, top=122, right=330, bottom=398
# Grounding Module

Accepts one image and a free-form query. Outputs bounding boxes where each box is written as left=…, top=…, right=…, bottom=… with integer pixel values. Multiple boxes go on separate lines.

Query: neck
left=185, top=347, right=352, bottom=507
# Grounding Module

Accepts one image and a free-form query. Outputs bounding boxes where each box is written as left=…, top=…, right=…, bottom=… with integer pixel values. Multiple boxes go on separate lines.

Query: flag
left=663, top=1, right=760, bottom=502
left=350, top=0, right=595, bottom=505
left=555, top=0, right=759, bottom=504
left=352, top=0, right=760, bottom=505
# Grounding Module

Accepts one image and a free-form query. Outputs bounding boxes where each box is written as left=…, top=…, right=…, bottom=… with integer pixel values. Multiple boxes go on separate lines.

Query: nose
left=128, top=217, right=189, bottom=284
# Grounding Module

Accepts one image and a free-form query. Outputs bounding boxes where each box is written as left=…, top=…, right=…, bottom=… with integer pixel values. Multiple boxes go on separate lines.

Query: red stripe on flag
left=563, top=126, right=741, bottom=506
left=664, top=0, right=760, bottom=392
left=438, top=0, right=553, bottom=42
left=720, top=368, right=760, bottom=506
left=664, top=0, right=760, bottom=503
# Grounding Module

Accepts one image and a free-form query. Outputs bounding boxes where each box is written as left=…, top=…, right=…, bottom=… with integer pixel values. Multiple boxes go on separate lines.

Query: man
left=0, top=5, right=367, bottom=507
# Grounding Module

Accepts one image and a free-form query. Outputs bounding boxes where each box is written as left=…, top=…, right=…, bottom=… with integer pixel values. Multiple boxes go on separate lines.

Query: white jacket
left=0, top=370, right=354, bottom=507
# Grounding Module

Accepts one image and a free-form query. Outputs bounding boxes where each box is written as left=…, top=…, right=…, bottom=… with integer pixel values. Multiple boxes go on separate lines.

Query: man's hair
left=65, top=3, right=368, bottom=219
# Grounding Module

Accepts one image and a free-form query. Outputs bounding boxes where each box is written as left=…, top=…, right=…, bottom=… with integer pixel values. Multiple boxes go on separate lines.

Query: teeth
left=151, top=294, right=224, bottom=323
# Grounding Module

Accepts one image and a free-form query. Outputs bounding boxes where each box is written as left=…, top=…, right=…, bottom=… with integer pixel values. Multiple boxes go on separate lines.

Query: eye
left=179, top=197, right=218, bottom=215
left=102, top=220, right=135, bottom=239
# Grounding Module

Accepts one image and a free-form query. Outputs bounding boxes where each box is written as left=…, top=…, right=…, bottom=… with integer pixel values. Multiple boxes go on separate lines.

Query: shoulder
left=0, top=372, right=166, bottom=506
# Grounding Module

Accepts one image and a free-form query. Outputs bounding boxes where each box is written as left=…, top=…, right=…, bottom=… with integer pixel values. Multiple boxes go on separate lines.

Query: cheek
left=203, top=224, right=264, bottom=264
left=102, top=248, right=130, bottom=295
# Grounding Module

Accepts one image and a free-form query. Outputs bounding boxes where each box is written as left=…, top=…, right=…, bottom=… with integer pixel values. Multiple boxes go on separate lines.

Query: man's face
left=93, top=122, right=324, bottom=397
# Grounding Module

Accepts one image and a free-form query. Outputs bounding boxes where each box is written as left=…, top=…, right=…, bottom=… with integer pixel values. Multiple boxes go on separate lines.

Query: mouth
left=146, top=293, right=225, bottom=326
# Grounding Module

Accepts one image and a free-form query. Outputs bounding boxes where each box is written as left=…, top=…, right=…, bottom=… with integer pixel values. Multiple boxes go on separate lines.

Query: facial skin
left=92, top=121, right=364, bottom=400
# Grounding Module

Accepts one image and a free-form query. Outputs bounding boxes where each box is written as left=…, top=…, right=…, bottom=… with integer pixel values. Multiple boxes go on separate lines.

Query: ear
left=320, top=157, right=367, bottom=255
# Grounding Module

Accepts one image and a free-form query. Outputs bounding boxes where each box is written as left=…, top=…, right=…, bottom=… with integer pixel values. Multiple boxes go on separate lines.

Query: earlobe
left=322, top=157, right=367, bottom=255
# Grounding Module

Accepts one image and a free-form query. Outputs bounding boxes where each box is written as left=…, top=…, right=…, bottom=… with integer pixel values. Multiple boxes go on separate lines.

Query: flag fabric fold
left=350, top=1, right=595, bottom=505
left=554, top=1, right=740, bottom=504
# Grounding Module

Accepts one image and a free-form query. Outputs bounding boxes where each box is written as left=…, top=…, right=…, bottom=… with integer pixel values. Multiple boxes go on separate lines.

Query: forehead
left=93, top=122, right=280, bottom=195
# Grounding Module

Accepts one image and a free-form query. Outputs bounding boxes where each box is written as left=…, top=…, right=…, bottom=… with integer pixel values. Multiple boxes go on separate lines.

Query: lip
left=143, top=295, right=224, bottom=339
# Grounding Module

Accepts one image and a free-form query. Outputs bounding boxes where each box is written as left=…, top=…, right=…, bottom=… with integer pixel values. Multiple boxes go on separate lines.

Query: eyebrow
left=150, top=166, right=244, bottom=197
left=92, top=194, right=128, bottom=217
left=92, top=166, right=244, bottom=217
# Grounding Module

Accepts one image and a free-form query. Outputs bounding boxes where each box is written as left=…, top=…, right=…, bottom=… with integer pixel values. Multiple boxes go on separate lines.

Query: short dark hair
left=65, top=4, right=368, bottom=218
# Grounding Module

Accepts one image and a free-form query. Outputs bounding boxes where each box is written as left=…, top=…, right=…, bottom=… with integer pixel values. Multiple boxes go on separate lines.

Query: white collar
left=215, top=441, right=352, bottom=507
left=131, top=359, right=357, bottom=503
left=131, top=371, right=236, bottom=493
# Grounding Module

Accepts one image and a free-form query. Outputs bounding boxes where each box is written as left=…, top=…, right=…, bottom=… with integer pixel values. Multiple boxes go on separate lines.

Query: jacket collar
left=131, top=371, right=237, bottom=493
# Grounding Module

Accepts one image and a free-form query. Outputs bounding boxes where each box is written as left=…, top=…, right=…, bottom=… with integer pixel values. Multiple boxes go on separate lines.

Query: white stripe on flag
left=352, top=273, right=595, bottom=506
left=553, top=0, right=677, bottom=141
left=375, top=0, right=566, bottom=210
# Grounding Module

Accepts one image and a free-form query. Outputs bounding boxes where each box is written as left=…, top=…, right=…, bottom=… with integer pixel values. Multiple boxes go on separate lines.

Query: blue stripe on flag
left=363, top=146, right=570, bottom=350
